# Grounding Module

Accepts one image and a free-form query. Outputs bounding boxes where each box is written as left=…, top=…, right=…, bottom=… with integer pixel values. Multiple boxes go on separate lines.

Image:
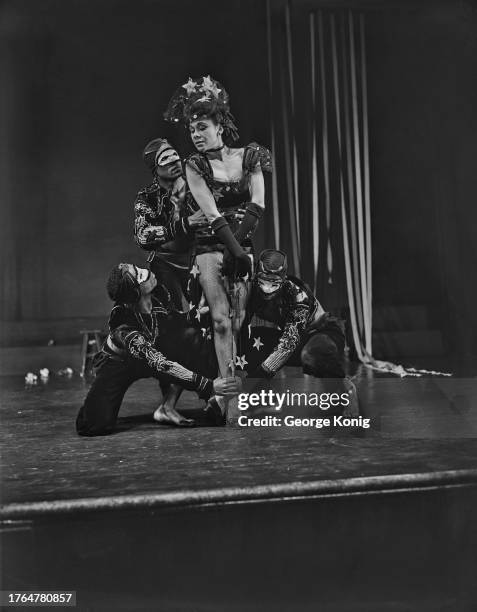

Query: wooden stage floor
left=2, top=365, right=477, bottom=518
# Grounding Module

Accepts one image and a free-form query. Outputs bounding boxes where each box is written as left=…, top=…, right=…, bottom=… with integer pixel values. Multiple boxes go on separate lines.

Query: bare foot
left=153, top=404, right=195, bottom=427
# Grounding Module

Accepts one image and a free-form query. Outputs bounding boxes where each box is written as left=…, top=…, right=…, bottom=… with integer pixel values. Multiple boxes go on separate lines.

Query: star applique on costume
left=252, top=337, right=264, bottom=351
left=190, top=264, right=200, bottom=279
left=182, top=78, right=198, bottom=96
left=201, top=75, right=222, bottom=98
left=235, top=355, right=248, bottom=370
left=211, top=187, right=225, bottom=201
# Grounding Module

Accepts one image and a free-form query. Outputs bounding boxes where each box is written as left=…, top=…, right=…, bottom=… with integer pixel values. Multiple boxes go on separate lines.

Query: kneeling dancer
left=244, top=249, right=358, bottom=416
left=76, top=263, right=239, bottom=436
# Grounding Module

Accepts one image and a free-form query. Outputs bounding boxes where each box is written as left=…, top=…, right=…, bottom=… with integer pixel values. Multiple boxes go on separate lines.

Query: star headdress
left=164, top=75, right=239, bottom=144
left=182, top=77, right=198, bottom=96
left=201, top=75, right=222, bottom=98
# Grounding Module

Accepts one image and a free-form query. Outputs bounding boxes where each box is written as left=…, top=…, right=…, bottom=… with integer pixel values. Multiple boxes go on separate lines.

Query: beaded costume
left=133, top=176, right=192, bottom=265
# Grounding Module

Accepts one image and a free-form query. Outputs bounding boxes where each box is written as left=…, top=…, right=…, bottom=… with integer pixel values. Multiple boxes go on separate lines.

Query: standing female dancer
left=164, top=76, right=271, bottom=383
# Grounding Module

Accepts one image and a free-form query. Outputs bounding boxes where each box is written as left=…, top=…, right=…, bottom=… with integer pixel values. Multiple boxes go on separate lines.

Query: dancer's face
left=189, top=118, right=223, bottom=152
left=257, top=277, right=283, bottom=300
left=155, top=146, right=182, bottom=181
left=124, top=264, right=157, bottom=295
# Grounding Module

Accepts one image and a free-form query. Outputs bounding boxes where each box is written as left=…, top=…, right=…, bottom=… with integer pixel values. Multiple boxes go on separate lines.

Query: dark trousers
left=75, top=355, right=166, bottom=437
left=291, top=332, right=346, bottom=379
left=150, top=256, right=189, bottom=313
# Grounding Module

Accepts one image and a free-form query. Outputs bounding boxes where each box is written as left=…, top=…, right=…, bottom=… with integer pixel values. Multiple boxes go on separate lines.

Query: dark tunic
left=243, top=277, right=345, bottom=377
left=103, top=297, right=216, bottom=383
left=76, top=297, right=218, bottom=436
left=133, top=176, right=192, bottom=267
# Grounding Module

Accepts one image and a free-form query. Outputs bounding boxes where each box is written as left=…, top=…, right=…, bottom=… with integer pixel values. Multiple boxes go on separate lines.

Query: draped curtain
left=267, top=0, right=372, bottom=363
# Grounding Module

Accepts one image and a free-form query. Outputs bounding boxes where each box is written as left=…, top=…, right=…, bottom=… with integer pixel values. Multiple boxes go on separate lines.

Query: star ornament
left=201, top=75, right=222, bottom=98
left=252, top=337, right=264, bottom=351
left=212, top=187, right=224, bottom=201
left=182, top=78, right=198, bottom=96
left=235, top=355, right=248, bottom=370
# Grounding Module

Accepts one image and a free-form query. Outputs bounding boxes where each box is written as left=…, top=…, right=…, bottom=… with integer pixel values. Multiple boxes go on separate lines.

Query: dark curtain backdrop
left=0, top=0, right=271, bottom=321
left=1, top=0, right=476, bottom=358
left=366, top=1, right=477, bottom=358
left=267, top=0, right=477, bottom=358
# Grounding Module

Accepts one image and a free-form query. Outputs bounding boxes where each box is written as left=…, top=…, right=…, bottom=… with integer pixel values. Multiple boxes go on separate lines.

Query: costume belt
left=106, top=335, right=128, bottom=358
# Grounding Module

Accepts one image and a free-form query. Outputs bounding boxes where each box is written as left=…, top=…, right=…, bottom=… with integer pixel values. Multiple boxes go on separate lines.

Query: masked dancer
left=76, top=263, right=240, bottom=436
left=243, top=249, right=359, bottom=416
left=134, top=137, right=208, bottom=312
left=134, top=138, right=211, bottom=416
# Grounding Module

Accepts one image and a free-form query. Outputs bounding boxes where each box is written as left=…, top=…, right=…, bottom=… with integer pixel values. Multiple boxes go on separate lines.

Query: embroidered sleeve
left=261, top=306, right=308, bottom=374
left=133, top=188, right=193, bottom=250
left=243, top=142, right=273, bottom=174
left=260, top=285, right=310, bottom=374
left=122, top=330, right=213, bottom=397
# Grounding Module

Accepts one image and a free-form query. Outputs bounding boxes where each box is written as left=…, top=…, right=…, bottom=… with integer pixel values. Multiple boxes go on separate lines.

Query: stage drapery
left=266, top=1, right=372, bottom=362
left=265, top=1, right=452, bottom=377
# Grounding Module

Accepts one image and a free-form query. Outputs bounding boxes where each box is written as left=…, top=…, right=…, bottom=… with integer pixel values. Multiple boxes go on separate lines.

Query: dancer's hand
left=188, top=209, right=209, bottom=228
left=235, top=251, right=253, bottom=279
left=232, top=208, right=246, bottom=222
left=213, top=376, right=242, bottom=396
left=222, top=248, right=235, bottom=277
left=221, top=249, right=251, bottom=280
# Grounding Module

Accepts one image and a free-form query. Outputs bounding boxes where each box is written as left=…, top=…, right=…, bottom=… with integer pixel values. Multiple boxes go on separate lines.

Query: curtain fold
left=267, top=4, right=449, bottom=377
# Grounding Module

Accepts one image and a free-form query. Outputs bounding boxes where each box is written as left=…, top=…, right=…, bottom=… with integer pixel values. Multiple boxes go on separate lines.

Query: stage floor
left=1, top=366, right=477, bottom=517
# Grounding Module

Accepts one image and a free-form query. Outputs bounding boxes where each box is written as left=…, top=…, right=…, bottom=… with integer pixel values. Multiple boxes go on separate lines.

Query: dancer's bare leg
left=228, top=278, right=250, bottom=346
left=222, top=278, right=250, bottom=424
left=196, top=252, right=234, bottom=378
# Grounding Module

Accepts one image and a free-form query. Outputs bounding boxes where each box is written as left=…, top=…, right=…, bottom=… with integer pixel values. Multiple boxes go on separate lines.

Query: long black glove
left=234, top=202, right=263, bottom=242
left=222, top=203, right=263, bottom=277
left=211, top=216, right=252, bottom=279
